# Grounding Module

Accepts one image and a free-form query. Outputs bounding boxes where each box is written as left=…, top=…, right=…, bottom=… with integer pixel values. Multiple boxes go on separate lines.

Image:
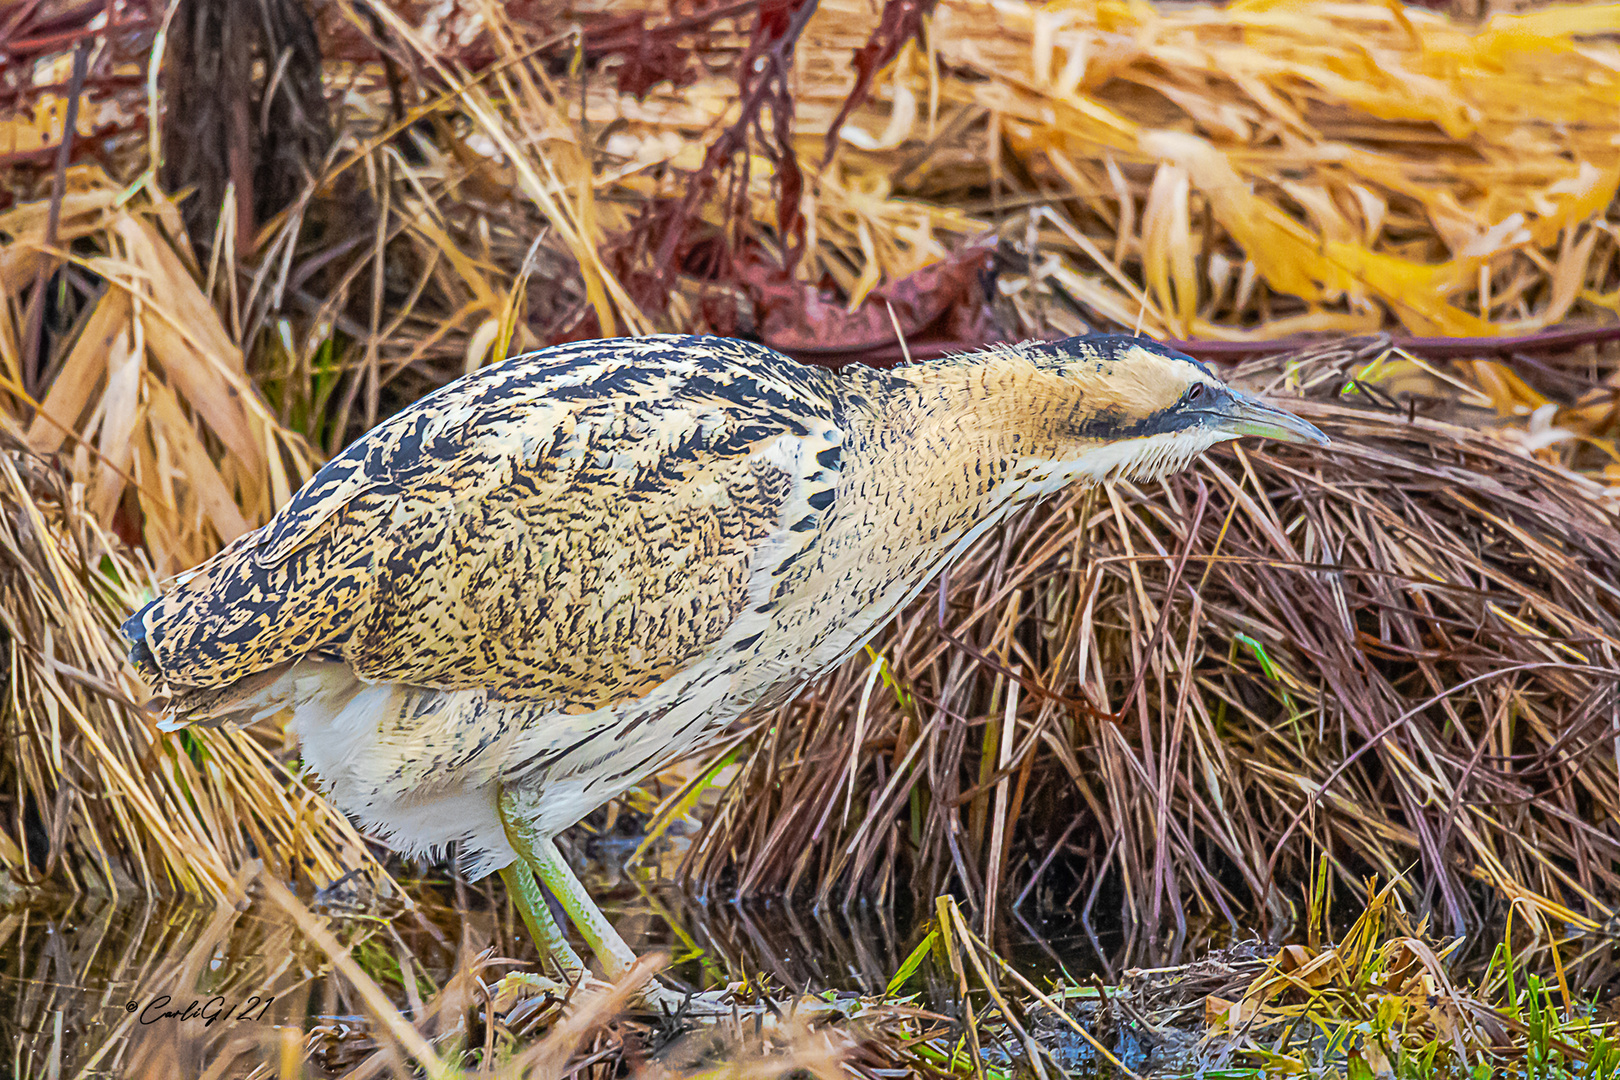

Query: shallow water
left=12, top=845, right=1552, bottom=1080
left=0, top=825, right=1158, bottom=1078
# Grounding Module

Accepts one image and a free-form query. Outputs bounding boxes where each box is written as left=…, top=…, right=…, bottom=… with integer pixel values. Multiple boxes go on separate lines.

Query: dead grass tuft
left=0, top=164, right=384, bottom=899
left=0, top=418, right=381, bottom=901
left=4, top=169, right=319, bottom=575
left=683, top=343, right=1620, bottom=939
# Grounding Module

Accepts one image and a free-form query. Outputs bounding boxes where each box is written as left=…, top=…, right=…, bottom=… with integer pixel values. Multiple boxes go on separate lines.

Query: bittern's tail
left=149, top=662, right=305, bottom=731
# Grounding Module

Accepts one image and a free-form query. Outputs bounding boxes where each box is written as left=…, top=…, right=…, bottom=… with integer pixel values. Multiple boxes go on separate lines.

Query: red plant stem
left=0, top=0, right=49, bottom=43
left=652, top=0, right=819, bottom=280
left=4, top=19, right=155, bottom=56
left=581, top=0, right=760, bottom=57
left=0, top=74, right=144, bottom=106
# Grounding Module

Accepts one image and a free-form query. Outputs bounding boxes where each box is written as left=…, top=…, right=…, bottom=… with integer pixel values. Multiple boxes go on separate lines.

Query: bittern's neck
left=851, top=355, right=1052, bottom=465
left=831, top=357, right=1065, bottom=532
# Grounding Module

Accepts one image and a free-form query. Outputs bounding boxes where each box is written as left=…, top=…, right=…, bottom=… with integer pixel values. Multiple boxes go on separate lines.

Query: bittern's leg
left=527, top=835, right=639, bottom=980
left=497, top=787, right=638, bottom=980
left=497, top=861, right=585, bottom=980
left=498, top=788, right=731, bottom=1015
left=498, top=788, right=587, bottom=980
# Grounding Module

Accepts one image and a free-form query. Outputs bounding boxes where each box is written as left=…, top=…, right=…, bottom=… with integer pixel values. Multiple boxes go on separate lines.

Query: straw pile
left=197, top=0, right=1619, bottom=445
left=909, top=0, right=1620, bottom=340
left=295, top=0, right=1620, bottom=338
left=536, top=0, right=1620, bottom=338
left=4, top=172, right=318, bottom=575
left=0, top=171, right=380, bottom=897
left=1, top=0, right=1617, bottom=915
left=678, top=340, right=1620, bottom=936
left=0, top=416, right=375, bottom=902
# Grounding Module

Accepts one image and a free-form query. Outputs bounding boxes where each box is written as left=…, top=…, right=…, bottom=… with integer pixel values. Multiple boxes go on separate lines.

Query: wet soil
left=2, top=828, right=1497, bottom=1079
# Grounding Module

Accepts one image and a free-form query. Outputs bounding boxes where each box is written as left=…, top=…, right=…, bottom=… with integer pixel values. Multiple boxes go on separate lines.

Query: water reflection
left=0, top=833, right=1150, bottom=1078
left=0, top=882, right=359, bottom=1077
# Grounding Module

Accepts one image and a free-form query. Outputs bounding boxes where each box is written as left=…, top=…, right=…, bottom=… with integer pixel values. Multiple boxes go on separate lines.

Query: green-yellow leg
left=497, top=861, right=585, bottom=980
left=499, top=788, right=728, bottom=1014
left=498, top=788, right=638, bottom=980
left=529, top=836, right=640, bottom=980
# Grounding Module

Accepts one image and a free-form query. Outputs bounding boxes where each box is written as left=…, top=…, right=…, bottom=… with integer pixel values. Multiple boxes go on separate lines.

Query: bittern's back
left=125, top=335, right=847, bottom=716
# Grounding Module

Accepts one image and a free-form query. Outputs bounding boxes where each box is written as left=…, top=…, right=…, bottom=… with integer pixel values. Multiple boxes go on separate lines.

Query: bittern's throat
left=804, top=336, right=1328, bottom=603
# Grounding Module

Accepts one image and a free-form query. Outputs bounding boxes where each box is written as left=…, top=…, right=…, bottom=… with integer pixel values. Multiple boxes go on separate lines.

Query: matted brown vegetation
left=3, top=172, right=319, bottom=574
left=2, top=0, right=1618, bottom=938
left=0, top=417, right=378, bottom=900
left=677, top=341, right=1620, bottom=939
left=98, top=865, right=948, bottom=1080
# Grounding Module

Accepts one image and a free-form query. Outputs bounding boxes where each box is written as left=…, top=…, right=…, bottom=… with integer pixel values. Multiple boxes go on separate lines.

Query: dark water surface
left=0, top=829, right=1243, bottom=1078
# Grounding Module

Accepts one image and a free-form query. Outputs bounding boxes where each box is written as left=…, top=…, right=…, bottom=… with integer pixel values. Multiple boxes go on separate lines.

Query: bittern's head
left=969, top=334, right=1328, bottom=490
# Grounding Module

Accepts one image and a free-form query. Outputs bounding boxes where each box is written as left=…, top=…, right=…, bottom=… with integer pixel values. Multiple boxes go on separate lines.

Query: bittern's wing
left=124, top=336, right=845, bottom=717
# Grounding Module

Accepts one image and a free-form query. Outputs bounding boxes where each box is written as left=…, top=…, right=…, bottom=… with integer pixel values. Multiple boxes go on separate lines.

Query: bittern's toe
left=491, top=970, right=575, bottom=1007
left=627, top=981, right=761, bottom=1020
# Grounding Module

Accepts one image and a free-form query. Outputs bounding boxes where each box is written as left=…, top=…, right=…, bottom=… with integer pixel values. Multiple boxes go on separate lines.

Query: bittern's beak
left=1212, top=390, right=1330, bottom=446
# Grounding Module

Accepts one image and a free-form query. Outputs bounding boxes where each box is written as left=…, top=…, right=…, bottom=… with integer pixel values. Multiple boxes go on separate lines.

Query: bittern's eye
left=1187, top=384, right=1206, bottom=402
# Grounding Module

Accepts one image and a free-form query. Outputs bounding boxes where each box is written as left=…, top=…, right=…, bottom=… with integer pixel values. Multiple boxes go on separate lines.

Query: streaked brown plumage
left=125, top=332, right=1325, bottom=987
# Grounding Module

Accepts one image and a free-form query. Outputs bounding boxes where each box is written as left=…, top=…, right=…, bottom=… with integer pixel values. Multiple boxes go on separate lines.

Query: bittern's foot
left=492, top=970, right=573, bottom=1005
left=499, top=967, right=742, bottom=1021
left=498, top=794, right=752, bottom=1021
left=627, top=980, right=752, bottom=1019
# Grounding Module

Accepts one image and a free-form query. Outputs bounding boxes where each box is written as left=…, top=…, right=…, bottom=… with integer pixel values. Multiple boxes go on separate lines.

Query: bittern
left=124, top=333, right=1325, bottom=1001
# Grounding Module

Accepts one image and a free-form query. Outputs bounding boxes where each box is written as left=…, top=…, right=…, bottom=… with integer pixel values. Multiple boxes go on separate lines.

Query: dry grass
left=677, top=341, right=1620, bottom=940
left=0, top=416, right=382, bottom=902
left=4, top=171, right=319, bottom=575
left=912, top=0, right=1620, bottom=340
left=0, top=154, right=385, bottom=900
left=335, top=0, right=1620, bottom=340
left=2, top=0, right=1618, bottom=935
left=103, top=867, right=950, bottom=1080
left=127, top=0, right=1617, bottom=450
